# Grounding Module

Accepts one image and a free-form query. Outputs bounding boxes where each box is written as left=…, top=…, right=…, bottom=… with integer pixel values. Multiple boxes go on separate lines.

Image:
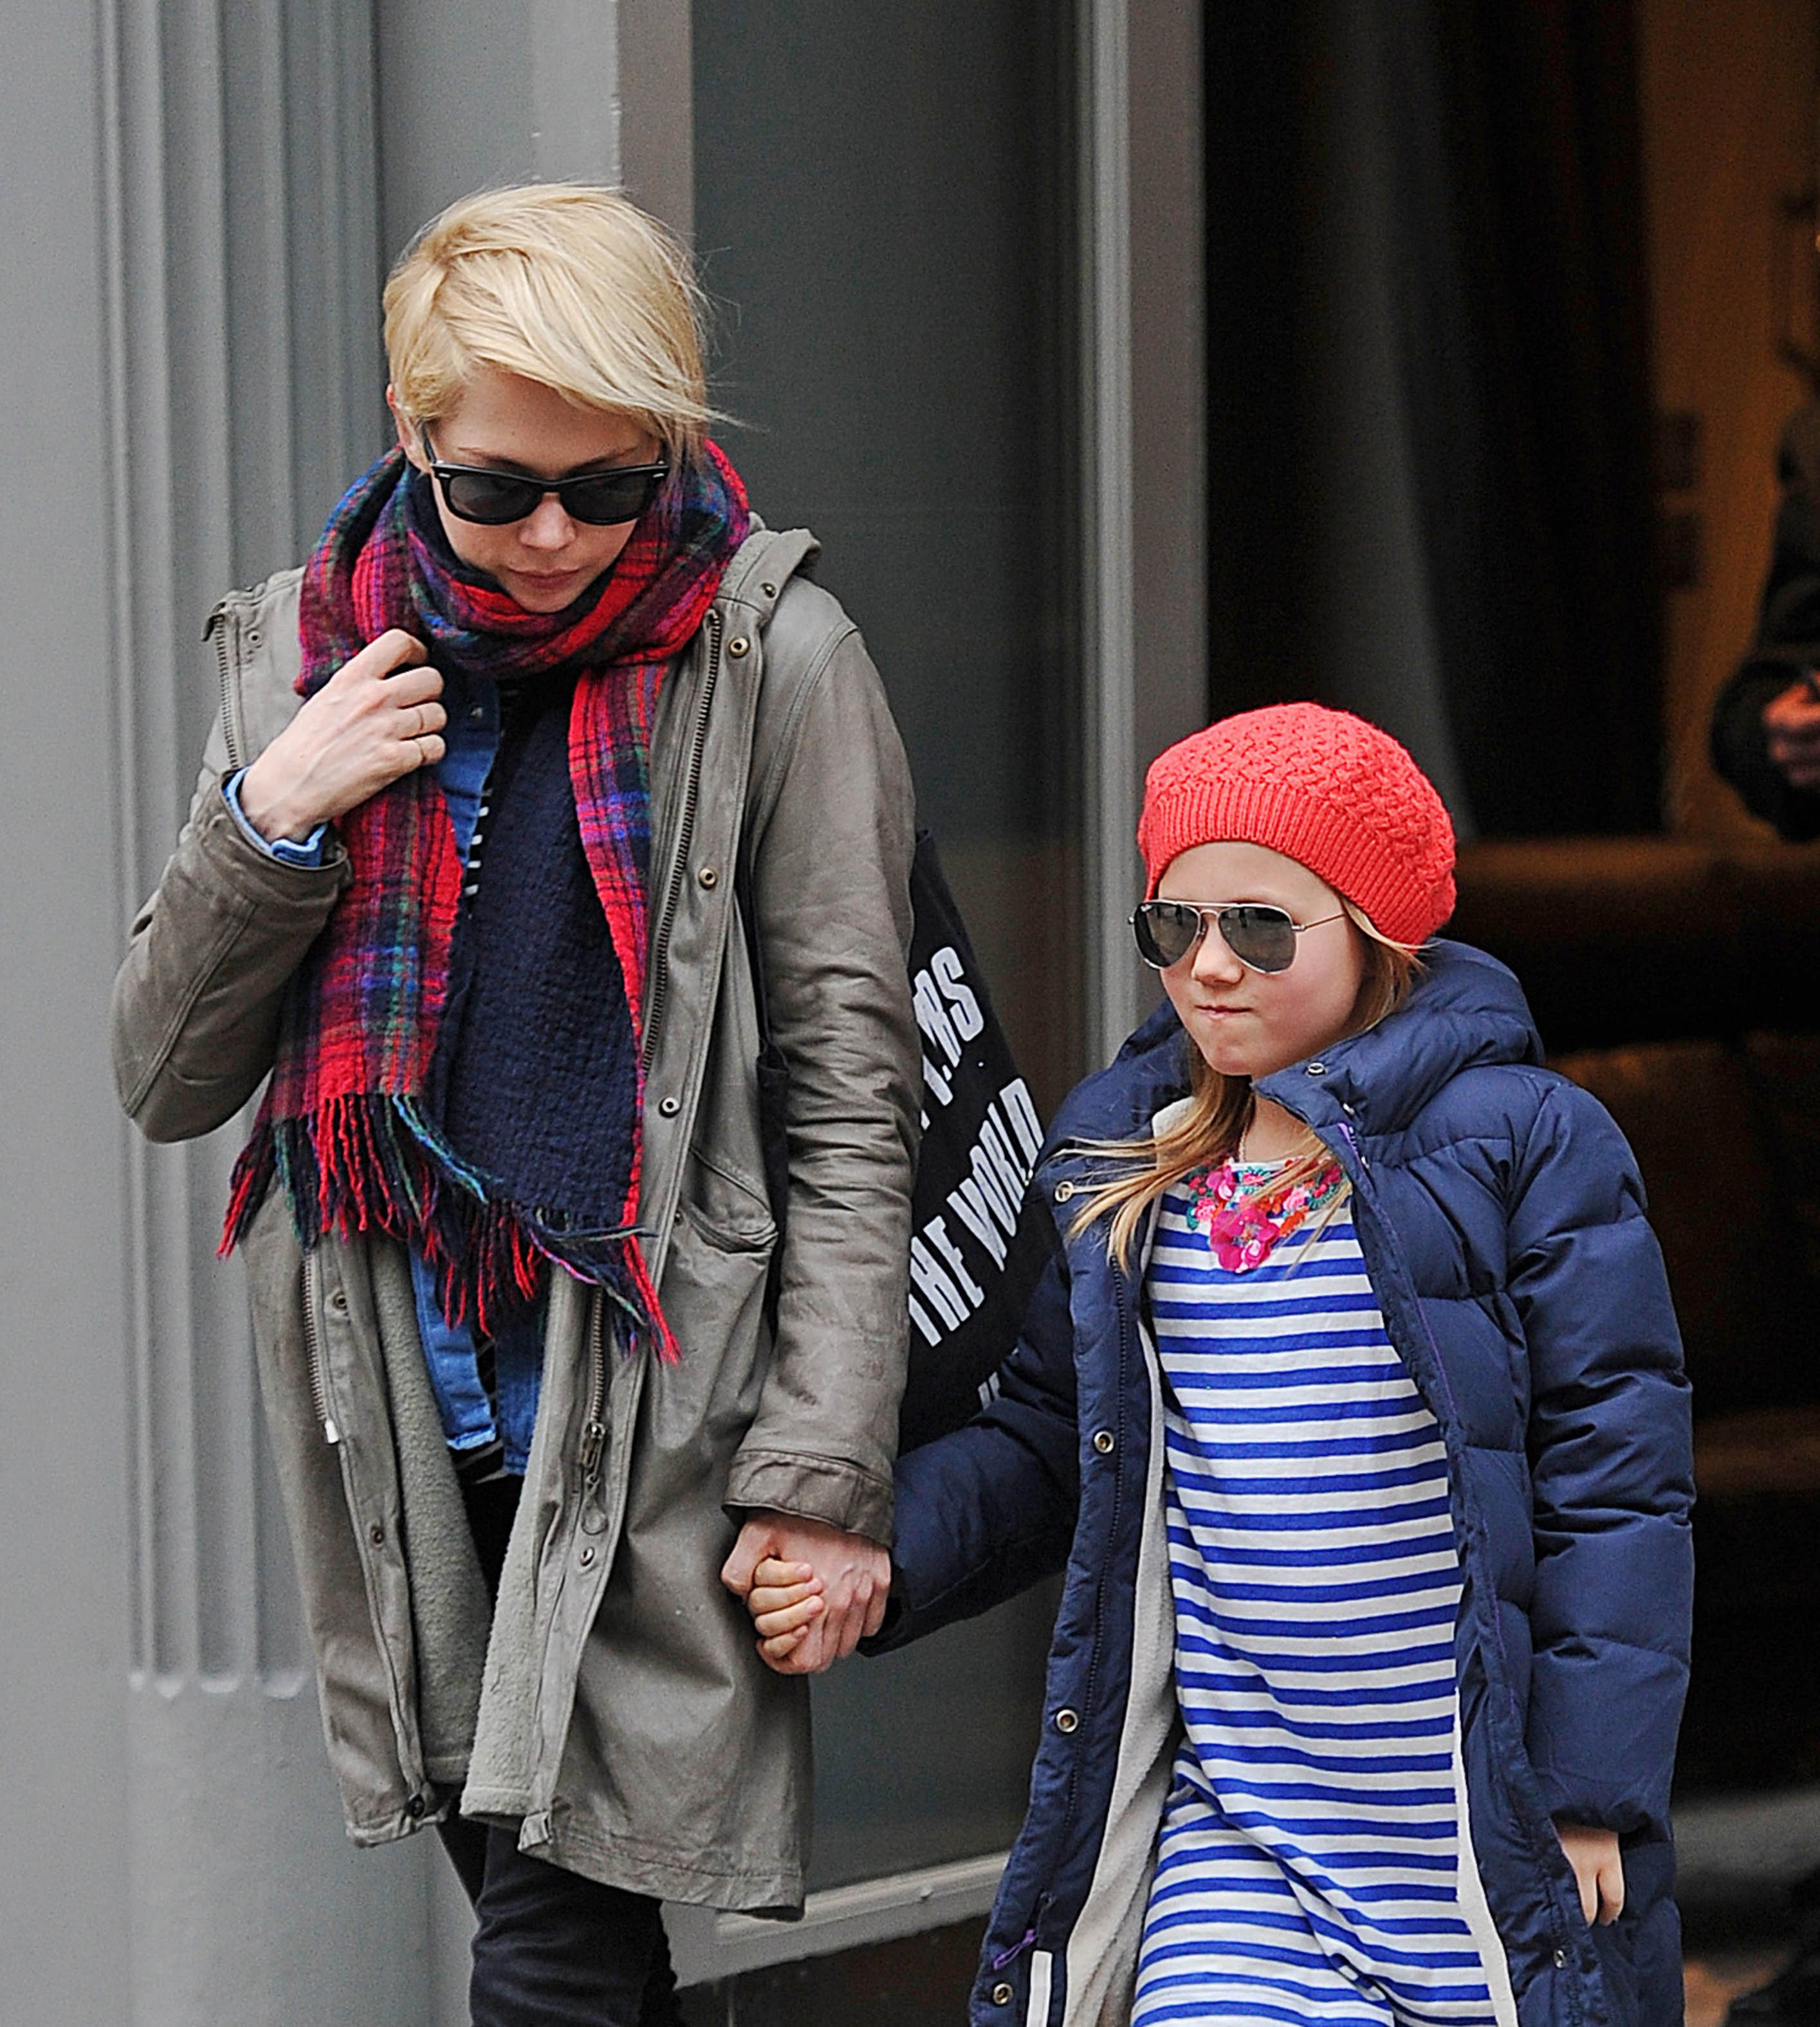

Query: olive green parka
left=111, top=527, right=921, bottom=1912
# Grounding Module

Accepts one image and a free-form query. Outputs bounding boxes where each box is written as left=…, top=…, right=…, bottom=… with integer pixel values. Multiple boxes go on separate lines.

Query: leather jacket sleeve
left=722, top=619, right=922, bottom=1545
left=1709, top=656, right=1820, bottom=840
left=1711, top=401, right=1820, bottom=839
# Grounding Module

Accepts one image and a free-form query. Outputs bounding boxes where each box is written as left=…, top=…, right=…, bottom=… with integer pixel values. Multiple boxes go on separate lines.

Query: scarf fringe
left=223, top=1096, right=677, bottom=1358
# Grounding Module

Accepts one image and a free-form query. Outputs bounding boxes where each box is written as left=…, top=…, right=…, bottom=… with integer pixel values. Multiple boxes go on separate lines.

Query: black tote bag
left=740, top=828, right=1058, bottom=1452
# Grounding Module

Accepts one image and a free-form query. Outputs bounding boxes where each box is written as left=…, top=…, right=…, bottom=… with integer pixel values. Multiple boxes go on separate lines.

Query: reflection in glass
left=694, top=0, right=1081, bottom=1889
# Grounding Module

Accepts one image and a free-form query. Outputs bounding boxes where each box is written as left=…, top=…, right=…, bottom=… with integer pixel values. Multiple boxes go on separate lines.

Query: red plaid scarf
left=223, top=443, right=749, bottom=1350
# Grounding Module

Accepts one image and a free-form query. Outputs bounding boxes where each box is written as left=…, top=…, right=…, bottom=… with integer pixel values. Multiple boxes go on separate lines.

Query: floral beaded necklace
left=1182, top=1151, right=1347, bottom=1272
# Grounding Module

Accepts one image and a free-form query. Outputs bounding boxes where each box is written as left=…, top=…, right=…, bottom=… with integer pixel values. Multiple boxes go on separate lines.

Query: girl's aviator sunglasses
left=1131, top=899, right=1345, bottom=974
left=419, top=427, right=670, bottom=527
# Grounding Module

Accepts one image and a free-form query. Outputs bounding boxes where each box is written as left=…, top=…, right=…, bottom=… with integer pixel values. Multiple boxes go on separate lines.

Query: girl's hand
left=721, top=1513, right=889, bottom=1675
left=237, top=629, right=443, bottom=841
left=1554, top=1822, right=1624, bottom=1925
left=743, top=1555, right=825, bottom=1669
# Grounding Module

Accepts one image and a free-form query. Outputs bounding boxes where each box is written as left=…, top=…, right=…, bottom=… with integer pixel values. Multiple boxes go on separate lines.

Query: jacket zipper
left=1332, top=1117, right=1368, bottom=1172
left=1052, top=1187, right=1135, bottom=1864
left=301, top=1254, right=340, bottom=1445
left=577, top=1299, right=607, bottom=1492
left=580, top=612, right=721, bottom=1499
left=640, top=609, right=722, bottom=1077
left=211, top=605, right=243, bottom=771
left=225, top=597, right=330, bottom=1441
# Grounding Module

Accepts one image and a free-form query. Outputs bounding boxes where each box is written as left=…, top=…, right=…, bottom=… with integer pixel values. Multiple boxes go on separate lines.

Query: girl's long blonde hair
left=1074, top=901, right=1423, bottom=1270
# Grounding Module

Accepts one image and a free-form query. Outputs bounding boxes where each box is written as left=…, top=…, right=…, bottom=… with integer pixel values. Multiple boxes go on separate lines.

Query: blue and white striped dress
left=1133, top=1169, right=1509, bottom=2027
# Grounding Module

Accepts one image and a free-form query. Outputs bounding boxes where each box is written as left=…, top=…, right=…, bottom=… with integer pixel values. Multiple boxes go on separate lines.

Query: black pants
left=439, top=1476, right=684, bottom=2026
left=439, top=1816, right=683, bottom=2027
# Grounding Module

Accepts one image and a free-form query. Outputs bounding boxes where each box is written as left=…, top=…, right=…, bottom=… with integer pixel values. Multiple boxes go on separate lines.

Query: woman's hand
left=1554, top=1821, right=1624, bottom=1925
left=237, top=629, right=443, bottom=841
left=721, top=1513, right=890, bottom=1675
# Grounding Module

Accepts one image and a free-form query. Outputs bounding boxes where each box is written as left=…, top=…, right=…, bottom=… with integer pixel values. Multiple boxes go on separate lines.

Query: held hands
left=726, top=1541, right=1630, bottom=1923
left=237, top=629, right=445, bottom=842
left=739, top=1555, right=829, bottom=1669
left=1763, top=675, right=1820, bottom=791
left=720, top=1512, right=890, bottom=1676
left=1554, top=1822, right=1624, bottom=1927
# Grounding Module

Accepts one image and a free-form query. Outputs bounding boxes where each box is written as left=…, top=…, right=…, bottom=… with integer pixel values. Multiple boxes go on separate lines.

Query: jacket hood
left=1045, top=939, right=1543, bottom=1162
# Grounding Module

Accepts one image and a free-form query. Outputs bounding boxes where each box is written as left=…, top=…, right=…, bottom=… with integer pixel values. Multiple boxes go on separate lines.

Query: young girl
left=742, top=705, right=1693, bottom=2027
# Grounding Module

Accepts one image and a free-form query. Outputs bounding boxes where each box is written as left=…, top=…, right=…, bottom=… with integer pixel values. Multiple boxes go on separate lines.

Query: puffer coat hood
left=879, top=941, right=1693, bottom=2027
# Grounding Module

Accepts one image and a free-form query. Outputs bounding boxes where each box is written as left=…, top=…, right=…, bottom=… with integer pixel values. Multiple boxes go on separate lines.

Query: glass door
left=694, top=0, right=1083, bottom=1888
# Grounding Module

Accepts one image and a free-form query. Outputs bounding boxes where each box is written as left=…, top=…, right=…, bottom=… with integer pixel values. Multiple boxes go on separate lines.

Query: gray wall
left=380, top=0, right=537, bottom=264
left=0, top=3, right=133, bottom=2015
left=378, top=0, right=690, bottom=263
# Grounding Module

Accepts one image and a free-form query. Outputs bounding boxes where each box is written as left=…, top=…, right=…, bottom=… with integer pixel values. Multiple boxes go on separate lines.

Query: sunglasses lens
left=562, top=467, right=667, bottom=526
left=1219, top=905, right=1298, bottom=973
left=1132, top=902, right=1204, bottom=968
left=441, top=471, right=544, bottom=525
left=436, top=465, right=668, bottom=526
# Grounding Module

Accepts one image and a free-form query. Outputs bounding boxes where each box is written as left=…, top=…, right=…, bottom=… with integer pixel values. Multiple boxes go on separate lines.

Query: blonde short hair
left=383, top=183, right=713, bottom=461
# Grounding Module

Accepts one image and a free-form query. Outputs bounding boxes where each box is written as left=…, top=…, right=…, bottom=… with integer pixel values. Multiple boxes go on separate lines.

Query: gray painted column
left=618, top=0, right=694, bottom=237
left=0, top=1, right=134, bottom=2016
left=1130, top=0, right=1209, bottom=784
left=378, top=0, right=690, bottom=264
left=1085, top=0, right=1208, bottom=1062
left=1081, top=0, right=1143, bottom=1067
left=95, top=1, right=449, bottom=2020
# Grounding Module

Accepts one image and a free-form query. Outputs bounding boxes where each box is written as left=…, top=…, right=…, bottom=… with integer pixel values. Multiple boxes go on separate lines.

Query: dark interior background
left=1204, top=0, right=1665, bottom=837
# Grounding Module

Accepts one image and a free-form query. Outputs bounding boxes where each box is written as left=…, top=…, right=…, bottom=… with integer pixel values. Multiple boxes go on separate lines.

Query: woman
left=111, top=183, right=919, bottom=2024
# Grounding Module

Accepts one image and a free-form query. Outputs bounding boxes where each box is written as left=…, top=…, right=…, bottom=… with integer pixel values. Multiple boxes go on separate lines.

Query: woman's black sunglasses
left=1130, top=899, right=1345, bottom=974
left=420, top=427, right=670, bottom=527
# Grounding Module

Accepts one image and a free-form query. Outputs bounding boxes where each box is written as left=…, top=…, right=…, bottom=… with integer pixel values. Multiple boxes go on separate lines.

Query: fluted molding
left=102, top=0, right=383, bottom=1708
left=1080, top=0, right=1142, bottom=1066
left=97, top=2, right=441, bottom=2019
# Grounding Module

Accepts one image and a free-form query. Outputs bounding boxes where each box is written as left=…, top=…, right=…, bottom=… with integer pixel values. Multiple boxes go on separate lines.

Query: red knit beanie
left=1137, top=703, right=1456, bottom=945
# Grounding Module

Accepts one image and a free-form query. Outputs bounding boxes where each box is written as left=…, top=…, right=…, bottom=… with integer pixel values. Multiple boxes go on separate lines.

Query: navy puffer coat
left=876, top=942, right=1693, bottom=2027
